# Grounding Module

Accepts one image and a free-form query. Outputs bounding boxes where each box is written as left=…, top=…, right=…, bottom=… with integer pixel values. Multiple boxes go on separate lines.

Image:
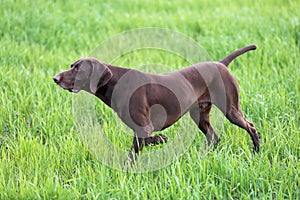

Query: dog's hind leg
left=225, top=108, right=260, bottom=152
left=189, top=103, right=220, bottom=147
left=219, top=80, right=260, bottom=152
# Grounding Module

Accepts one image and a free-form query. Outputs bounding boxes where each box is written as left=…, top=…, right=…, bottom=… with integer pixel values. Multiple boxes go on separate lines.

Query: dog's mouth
left=56, top=83, right=80, bottom=93
left=68, top=88, right=80, bottom=93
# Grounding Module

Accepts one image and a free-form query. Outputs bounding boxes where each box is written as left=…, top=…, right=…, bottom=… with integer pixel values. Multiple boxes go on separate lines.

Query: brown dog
left=54, top=45, right=260, bottom=161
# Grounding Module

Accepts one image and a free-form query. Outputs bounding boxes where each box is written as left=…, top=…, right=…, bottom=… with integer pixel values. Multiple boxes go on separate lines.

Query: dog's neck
left=94, top=65, right=130, bottom=107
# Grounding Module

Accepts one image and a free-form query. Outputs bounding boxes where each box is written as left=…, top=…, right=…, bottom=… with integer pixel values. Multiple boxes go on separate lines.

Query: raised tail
left=219, top=45, right=257, bottom=67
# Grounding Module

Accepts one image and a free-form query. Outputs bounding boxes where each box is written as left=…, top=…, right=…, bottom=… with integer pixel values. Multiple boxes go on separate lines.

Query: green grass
left=1, top=0, right=299, bottom=199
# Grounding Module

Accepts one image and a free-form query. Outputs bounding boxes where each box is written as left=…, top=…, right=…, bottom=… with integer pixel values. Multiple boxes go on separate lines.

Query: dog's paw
left=156, top=134, right=168, bottom=143
left=144, top=134, right=168, bottom=146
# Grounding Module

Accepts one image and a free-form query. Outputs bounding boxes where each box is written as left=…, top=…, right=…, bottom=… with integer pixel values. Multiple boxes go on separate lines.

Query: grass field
left=1, top=0, right=299, bottom=199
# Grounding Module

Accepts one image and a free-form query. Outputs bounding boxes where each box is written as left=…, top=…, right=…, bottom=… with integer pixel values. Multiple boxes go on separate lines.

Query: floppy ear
left=90, top=60, right=113, bottom=94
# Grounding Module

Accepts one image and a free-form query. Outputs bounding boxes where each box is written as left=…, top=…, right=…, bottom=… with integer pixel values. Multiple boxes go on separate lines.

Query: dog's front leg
left=127, top=123, right=154, bottom=163
left=127, top=134, right=145, bottom=165
left=132, top=134, right=145, bottom=154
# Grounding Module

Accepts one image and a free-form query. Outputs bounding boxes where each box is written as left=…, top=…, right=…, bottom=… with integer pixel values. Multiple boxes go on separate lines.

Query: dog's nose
left=53, top=75, right=61, bottom=83
left=53, top=77, right=59, bottom=83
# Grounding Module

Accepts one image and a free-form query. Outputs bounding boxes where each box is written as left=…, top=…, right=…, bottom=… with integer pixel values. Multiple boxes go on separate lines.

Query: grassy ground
left=1, top=0, right=299, bottom=199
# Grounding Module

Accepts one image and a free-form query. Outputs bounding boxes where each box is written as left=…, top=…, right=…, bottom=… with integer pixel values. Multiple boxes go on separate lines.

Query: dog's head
left=53, top=58, right=112, bottom=94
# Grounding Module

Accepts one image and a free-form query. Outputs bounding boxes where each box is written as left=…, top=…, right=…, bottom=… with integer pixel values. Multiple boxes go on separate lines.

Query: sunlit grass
left=0, top=0, right=299, bottom=199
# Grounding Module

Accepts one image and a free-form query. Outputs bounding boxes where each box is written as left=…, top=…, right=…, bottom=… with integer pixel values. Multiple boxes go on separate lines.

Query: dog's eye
left=74, top=66, right=80, bottom=71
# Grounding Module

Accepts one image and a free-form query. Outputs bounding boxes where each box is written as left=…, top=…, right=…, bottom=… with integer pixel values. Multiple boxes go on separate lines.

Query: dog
left=54, top=45, right=260, bottom=162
